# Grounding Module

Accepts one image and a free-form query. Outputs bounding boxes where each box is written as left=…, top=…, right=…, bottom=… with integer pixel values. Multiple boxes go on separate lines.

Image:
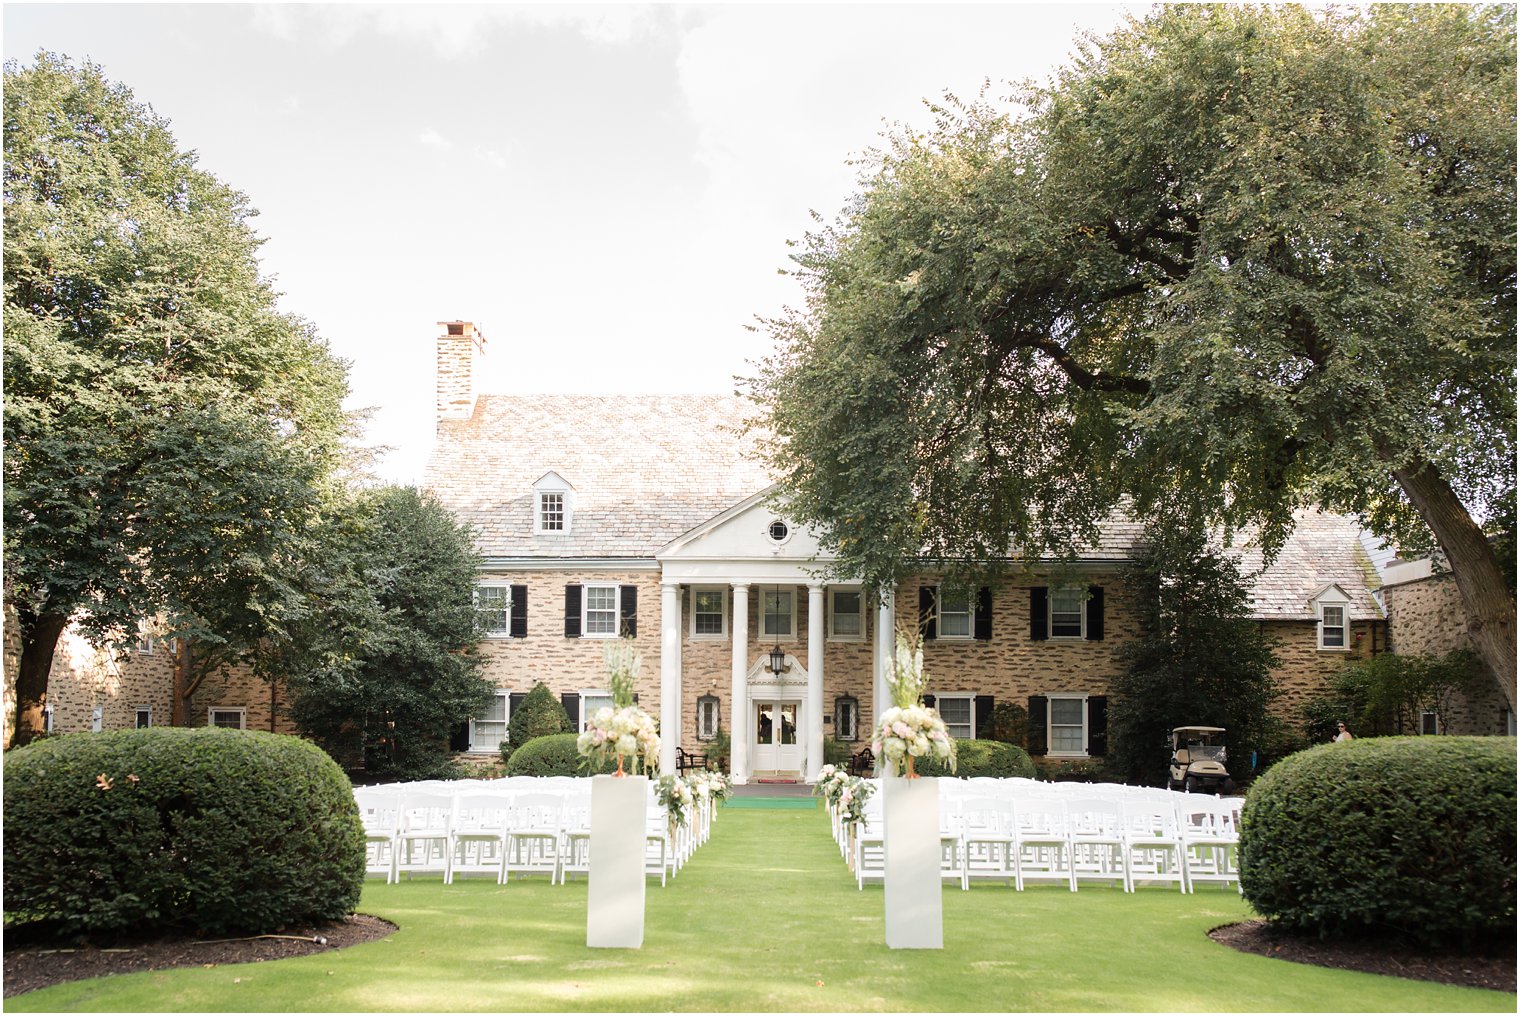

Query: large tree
left=273, top=486, right=492, bottom=781
left=4, top=54, right=350, bottom=743
left=749, top=6, right=1517, bottom=709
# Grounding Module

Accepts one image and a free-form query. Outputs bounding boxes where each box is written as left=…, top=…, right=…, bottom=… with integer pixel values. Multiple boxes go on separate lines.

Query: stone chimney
left=435, top=320, right=486, bottom=426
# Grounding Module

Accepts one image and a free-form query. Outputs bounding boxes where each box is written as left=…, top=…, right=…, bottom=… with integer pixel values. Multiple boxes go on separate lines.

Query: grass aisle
left=11, top=802, right=1514, bottom=1012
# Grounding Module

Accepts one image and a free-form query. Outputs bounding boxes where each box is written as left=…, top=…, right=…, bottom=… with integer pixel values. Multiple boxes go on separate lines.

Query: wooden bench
left=676, top=747, right=709, bottom=775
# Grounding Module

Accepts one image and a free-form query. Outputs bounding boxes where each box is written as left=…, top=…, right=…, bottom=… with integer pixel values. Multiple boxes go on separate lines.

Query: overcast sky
left=5, top=3, right=1146, bottom=483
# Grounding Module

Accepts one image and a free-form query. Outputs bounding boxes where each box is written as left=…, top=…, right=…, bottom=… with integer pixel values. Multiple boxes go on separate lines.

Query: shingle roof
left=424, top=396, right=1381, bottom=620
left=423, top=395, right=772, bottom=559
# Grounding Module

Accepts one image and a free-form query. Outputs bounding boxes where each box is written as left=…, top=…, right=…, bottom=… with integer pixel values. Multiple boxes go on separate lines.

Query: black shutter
left=1030, top=587, right=1048, bottom=641
left=974, top=586, right=993, bottom=641
left=919, top=586, right=937, bottom=640
left=632, top=693, right=640, bottom=705
left=510, top=585, right=528, bottom=638
left=1088, top=695, right=1108, bottom=756
left=974, top=695, right=995, bottom=738
left=619, top=585, right=638, bottom=638
left=449, top=721, right=470, bottom=753
left=1028, top=695, right=1049, bottom=755
left=564, top=584, right=582, bottom=638
left=922, top=693, right=937, bottom=709
left=508, top=692, right=528, bottom=714
left=561, top=693, right=581, bottom=730
left=1087, top=585, right=1105, bottom=641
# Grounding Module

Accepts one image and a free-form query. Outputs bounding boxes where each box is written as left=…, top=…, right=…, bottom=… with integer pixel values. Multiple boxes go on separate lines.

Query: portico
left=656, top=488, right=887, bottom=784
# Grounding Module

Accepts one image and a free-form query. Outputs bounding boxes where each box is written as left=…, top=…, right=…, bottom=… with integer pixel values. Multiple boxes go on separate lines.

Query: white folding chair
left=1122, top=797, right=1187, bottom=892
left=394, top=790, right=454, bottom=881
left=1180, top=795, right=1242, bottom=891
left=961, top=797, right=1018, bottom=887
left=449, top=792, right=512, bottom=884
left=354, top=786, right=400, bottom=882
left=1067, top=797, right=1131, bottom=891
left=853, top=795, right=885, bottom=889
left=505, top=792, right=564, bottom=882
left=1012, top=796, right=1075, bottom=891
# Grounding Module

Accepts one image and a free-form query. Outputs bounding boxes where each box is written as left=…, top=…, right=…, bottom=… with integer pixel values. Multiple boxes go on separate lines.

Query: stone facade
left=434, top=321, right=484, bottom=424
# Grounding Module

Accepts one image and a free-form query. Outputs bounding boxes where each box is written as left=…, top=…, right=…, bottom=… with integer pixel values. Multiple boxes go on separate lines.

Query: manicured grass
left=10, top=802, right=1514, bottom=1012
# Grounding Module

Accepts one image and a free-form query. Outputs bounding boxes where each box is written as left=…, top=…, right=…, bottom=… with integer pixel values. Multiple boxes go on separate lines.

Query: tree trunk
left=12, top=611, right=69, bottom=748
left=171, top=639, right=194, bottom=727
left=1392, top=459, right=1518, bottom=714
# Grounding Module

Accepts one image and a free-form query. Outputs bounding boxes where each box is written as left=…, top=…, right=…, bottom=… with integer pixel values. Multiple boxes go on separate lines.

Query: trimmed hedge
left=914, top=738, right=1037, bottom=779
left=1240, top=736, right=1516, bottom=946
left=505, top=733, right=617, bottom=777
left=503, top=683, right=571, bottom=759
left=3, top=728, right=365, bottom=937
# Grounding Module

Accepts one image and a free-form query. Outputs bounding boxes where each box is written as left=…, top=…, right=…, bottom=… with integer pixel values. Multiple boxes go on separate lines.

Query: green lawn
left=10, top=802, right=1513, bottom=1012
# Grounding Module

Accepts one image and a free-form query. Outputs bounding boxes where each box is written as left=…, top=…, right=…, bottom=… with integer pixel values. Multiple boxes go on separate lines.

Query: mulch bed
left=3, top=913, right=396, bottom=998
left=1210, top=919, right=1516, bottom=993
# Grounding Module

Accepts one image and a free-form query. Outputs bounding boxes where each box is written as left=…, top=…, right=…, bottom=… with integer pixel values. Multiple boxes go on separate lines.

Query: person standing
left=1334, top=721, right=1354, bottom=742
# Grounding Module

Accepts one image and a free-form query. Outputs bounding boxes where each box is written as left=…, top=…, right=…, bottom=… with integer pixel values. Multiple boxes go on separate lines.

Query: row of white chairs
left=354, top=778, right=714, bottom=886
left=828, top=778, right=1241, bottom=893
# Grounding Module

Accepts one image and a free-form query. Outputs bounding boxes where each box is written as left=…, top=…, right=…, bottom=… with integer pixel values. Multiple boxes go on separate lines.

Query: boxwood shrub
left=3, top=727, right=366, bottom=937
left=505, top=733, right=617, bottom=777
left=914, top=738, right=1037, bottom=778
left=1240, top=736, right=1515, bottom=946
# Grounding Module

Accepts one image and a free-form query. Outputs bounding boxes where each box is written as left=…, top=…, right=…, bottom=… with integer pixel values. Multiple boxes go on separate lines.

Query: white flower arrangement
left=871, top=628, right=956, bottom=777
left=576, top=639, right=661, bottom=775
left=687, top=768, right=732, bottom=803
left=655, top=774, right=696, bottom=827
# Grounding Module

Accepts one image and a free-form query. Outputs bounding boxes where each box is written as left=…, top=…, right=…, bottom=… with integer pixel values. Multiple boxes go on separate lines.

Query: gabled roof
left=1230, top=512, right=1384, bottom=622
left=424, top=394, right=772, bottom=559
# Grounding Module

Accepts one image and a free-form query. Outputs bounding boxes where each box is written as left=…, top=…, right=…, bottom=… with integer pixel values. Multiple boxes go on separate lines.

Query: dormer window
left=1311, top=584, right=1352, bottom=651
left=533, top=471, right=574, bottom=535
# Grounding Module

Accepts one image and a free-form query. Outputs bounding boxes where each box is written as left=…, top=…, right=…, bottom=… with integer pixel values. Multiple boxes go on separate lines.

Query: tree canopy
left=748, top=5, right=1516, bottom=708
left=274, top=486, right=492, bottom=781
left=4, top=53, right=352, bottom=742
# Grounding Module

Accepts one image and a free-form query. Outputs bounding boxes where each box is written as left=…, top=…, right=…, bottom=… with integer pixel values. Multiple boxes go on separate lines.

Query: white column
left=659, top=582, right=681, bottom=776
left=806, top=583, right=826, bottom=782
left=729, top=583, right=750, bottom=784
left=874, top=586, right=896, bottom=763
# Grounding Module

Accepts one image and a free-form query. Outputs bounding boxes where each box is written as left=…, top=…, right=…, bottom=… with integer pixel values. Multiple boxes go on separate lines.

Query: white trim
left=481, top=558, right=661, bottom=571
left=577, top=689, right=614, bottom=732
left=43, top=703, right=54, bottom=734
left=690, top=585, right=729, bottom=640
left=1317, top=601, right=1348, bottom=651
left=135, top=623, right=156, bottom=655
left=91, top=706, right=103, bottom=733
left=208, top=707, right=246, bottom=730
left=532, top=471, right=575, bottom=535
left=1048, top=586, right=1087, bottom=641
left=828, top=586, right=866, bottom=642
left=582, top=583, right=621, bottom=639
left=1419, top=710, right=1439, bottom=736
left=135, top=705, right=153, bottom=729
left=760, top=586, right=798, bottom=641
left=933, top=693, right=976, bottom=740
left=469, top=689, right=511, bottom=752
left=474, top=582, right=513, bottom=639
left=1046, top=693, right=1090, bottom=757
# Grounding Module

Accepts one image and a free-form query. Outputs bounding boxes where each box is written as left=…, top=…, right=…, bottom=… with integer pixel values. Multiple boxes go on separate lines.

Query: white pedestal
left=587, top=774, right=647, bottom=949
left=883, top=774, right=943, bottom=949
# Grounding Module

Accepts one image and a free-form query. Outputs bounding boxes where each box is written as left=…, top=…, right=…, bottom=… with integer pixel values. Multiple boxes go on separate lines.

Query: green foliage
left=504, top=683, right=572, bottom=757
left=275, top=486, right=492, bottom=782
left=1299, top=650, right=1488, bottom=742
left=1240, top=737, right=1516, bottom=946
left=745, top=5, right=1516, bottom=707
left=504, top=734, right=616, bottom=778
left=1034, top=757, right=1110, bottom=783
left=3, top=53, right=352, bottom=741
left=707, top=727, right=731, bottom=771
left=977, top=701, right=1028, bottom=748
left=914, top=738, right=1035, bottom=779
left=1107, top=522, right=1280, bottom=786
left=823, top=737, right=854, bottom=767
left=2, top=728, right=364, bottom=936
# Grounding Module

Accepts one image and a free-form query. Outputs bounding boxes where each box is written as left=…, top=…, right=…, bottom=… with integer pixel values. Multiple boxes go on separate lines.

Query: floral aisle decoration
left=871, top=628, right=956, bottom=778
left=688, top=769, right=731, bottom=806
left=655, top=774, right=695, bottom=842
left=577, top=640, right=660, bottom=776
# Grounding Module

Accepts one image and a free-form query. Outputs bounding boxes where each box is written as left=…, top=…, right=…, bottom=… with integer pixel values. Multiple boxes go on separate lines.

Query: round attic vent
left=767, top=519, right=791, bottom=544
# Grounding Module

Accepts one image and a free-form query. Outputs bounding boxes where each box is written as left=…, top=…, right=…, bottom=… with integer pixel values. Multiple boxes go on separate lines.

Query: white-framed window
left=1048, top=694, right=1089, bottom=756
left=1049, top=587, right=1086, bottom=639
left=766, top=518, right=792, bottom=545
left=475, top=583, right=512, bottom=638
left=533, top=472, right=574, bottom=534
left=91, top=706, right=103, bottom=733
left=834, top=696, right=860, bottom=741
left=1508, top=710, right=1517, bottom=737
left=762, top=587, right=796, bottom=640
left=470, top=690, right=510, bottom=751
left=135, top=706, right=152, bottom=729
left=691, top=587, right=728, bottom=639
left=829, top=588, right=863, bottom=640
left=135, top=624, right=156, bottom=655
left=43, top=703, right=54, bottom=734
left=208, top=707, right=246, bottom=730
left=937, top=588, right=973, bottom=639
left=1419, top=710, right=1439, bottom=736
left=696, top=694, right=721, bottom=741
left=583, top=585, right=620, bottom=638
left=579, top=689, right=614, bottom=731
left=935, top=694, right=975, bottom=740
left=1318, top=603, right=1347, bottom=650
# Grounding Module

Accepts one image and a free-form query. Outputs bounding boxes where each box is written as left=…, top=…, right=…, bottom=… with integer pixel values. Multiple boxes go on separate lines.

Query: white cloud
left=418, top=128, right=452, bottom=150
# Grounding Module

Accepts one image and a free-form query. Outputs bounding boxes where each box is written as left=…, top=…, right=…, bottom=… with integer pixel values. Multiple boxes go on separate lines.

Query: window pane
left=211, top=710, right=242, bottom=730
left=540, top=492, right=564, bottom=530
left=1051, top=725, right=1085, bottom=752
left=475, top=586, right=509, bottom=634
left=836, top=699, right=857, bottom=740
left=1050, top=698, right=1084, bottom=724
left=694, top=590, right=724, bottom=635
left=832, top=590, right=861, bottom=636
left=938, top=697, right=972, bottom=739
left=1051, top=587, right=1084, bottom=637
left=582, top=694, right=613, bottom=731
left=763, top=590, right=792, bottom=637
left=1050, top=697, right=1084, bottom=753
left=586, top=586, right=617, bottom=635
left=940, top=590, right=971, bottom=637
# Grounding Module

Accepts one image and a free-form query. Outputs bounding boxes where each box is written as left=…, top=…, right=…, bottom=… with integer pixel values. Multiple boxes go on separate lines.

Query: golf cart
left=1168, top=726, right=1235, bottom=793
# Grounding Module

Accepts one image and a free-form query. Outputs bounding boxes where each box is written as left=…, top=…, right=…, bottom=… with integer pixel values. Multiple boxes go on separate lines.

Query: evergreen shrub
left=915, top=738, right=1036, bottom=778
left=503, top=683, right=571, bottom=759
left=505, top=733, right=617, bottom=777
left=977, top=701, right=1029, bottom=747
left=1240, top=736, right=1516, bottom=946
left=3, top=728, right=365, bottom=937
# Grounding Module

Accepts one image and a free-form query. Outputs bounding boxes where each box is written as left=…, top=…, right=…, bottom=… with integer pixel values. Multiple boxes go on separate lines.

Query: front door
left=753, top=700, right=802, bottom=773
